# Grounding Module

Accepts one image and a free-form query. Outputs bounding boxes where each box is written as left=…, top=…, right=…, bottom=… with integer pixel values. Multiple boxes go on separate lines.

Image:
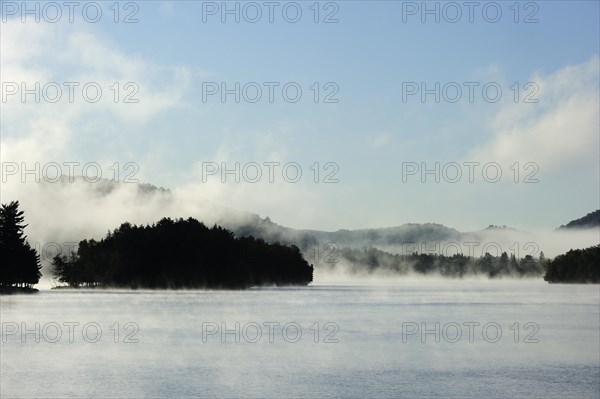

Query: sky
left=1, top=0, right=599, bottom=232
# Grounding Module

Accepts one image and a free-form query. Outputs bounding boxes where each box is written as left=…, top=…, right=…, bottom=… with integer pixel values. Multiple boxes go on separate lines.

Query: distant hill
left=28, top=177, right=533, bottom=253
left=483, top=225, right=519, bottom=231
left=27, top=177, right=532, bottom=255
left=14, top=177, right=598, bottom=280
left=559, top=210, right=600, bottom=229
left=228, top=217, right=467, bottom=251
left=45, top=176, right=171, bottom=196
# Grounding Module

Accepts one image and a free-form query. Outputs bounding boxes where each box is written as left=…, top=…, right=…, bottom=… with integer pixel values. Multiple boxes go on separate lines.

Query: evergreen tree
left=51, top=217, right=314, bottom=289
left=479, top=252, right=494, bottom=276
left=509, top=253, right=519, bottom=274
left=496, top=252, right=510, bottom=276
left=544, top=246, right=600, bottom=283
left=0, top=201, right=41, bottom=289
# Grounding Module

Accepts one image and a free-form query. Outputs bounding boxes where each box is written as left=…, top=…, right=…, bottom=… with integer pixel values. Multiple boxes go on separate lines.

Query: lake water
left=1, top=280, right=599, bottom=398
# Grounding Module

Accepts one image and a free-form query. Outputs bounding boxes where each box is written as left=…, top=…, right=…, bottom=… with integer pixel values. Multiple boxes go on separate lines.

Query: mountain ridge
left=558, top=210, right=600, bottom=230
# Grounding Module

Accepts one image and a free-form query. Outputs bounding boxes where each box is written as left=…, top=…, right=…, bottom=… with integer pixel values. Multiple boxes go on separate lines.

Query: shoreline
left=0, top=287, right=39, bottom=295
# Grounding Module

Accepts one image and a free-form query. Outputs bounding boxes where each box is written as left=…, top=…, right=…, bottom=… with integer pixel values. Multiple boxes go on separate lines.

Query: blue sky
left=1, top=0, right=599, bottom=231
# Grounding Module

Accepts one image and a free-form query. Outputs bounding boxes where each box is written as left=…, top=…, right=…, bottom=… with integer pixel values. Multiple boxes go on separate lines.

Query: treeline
left=338, top=247, right=546, bottom=278
left=52, top=217, right=313, bottom=289
left=544, top=245, right=600, bottom=283
left=0, top=202, right=41, bottom=292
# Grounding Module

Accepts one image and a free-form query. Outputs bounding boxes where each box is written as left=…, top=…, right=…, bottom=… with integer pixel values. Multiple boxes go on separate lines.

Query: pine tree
left=0, top=201, right=41, bottom=289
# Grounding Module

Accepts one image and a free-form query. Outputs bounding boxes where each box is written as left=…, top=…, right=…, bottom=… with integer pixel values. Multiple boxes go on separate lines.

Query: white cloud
left=0, top=17, right=337, bottom=237
left=368, top=133, right=392, bottom=149
left=159, top=1, right=176, bottom=16
left=469, top=57, right=599, bottom=170
left=0, top=20, right=191, bottom=165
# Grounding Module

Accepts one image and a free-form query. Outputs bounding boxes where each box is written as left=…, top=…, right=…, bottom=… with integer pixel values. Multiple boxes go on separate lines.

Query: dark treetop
left=544, top=245, right=600, bottom=283
left=52, top=217, right=313, bottom=289
left=0, top=201, right=41, bottom=293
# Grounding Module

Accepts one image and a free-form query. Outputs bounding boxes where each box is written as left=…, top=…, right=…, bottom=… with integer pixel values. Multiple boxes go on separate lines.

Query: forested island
left=51, top=217, right=314, bottom=289
left=544, top=245, right=600, bottom=283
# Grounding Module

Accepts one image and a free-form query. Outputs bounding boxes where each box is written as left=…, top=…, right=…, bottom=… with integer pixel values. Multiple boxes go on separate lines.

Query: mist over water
left=3, top=179, right=598, bottom=282
left=2, top=1, right=599, bottom=397
left=2, top=281, right=598, bottom=398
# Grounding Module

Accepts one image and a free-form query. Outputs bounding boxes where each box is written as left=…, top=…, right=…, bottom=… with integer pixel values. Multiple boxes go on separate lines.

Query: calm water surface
left=1, top=280, right=599, bottom=398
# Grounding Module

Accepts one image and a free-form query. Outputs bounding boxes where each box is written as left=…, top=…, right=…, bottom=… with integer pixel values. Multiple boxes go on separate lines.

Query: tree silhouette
left=544, top=245, right=600, bottom=283
left=337, top=247, right=547, bottom=278
left=0, top=201, right=41, bottom=290
left=52, top=217, right=314, bottom=289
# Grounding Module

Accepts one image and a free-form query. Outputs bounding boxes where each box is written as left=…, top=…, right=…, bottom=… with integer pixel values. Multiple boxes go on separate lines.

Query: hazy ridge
left=3, top=178, right=598, bottom=278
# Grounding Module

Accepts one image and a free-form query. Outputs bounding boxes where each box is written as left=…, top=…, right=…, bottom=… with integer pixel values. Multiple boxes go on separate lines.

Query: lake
left=1, top=279, right=599, bottom=398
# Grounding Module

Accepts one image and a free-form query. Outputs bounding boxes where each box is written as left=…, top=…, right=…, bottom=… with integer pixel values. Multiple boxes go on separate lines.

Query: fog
left=1, top=177, right=597, bottom=286
left=2, top=178, right=252, bottom=265
left=314, top=264, right=503, bottom=285
left=372, top=228, right=600, bottom=259
left=2, top=282, right=599, bottom=398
